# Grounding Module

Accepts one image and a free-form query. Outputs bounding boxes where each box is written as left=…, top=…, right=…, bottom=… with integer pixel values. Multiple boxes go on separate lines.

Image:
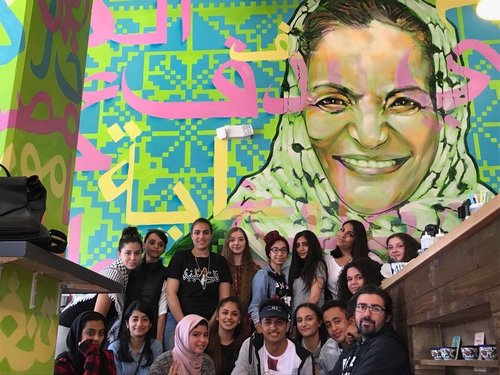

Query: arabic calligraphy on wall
left=67, top=0, right=498, bottom=268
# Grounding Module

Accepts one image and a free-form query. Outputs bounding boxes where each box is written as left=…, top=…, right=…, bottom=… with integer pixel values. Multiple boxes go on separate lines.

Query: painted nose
left=347, top=99, right=389, bottom=149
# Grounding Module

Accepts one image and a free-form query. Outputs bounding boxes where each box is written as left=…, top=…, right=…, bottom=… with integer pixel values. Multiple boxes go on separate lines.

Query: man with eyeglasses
left=331, top=284, right=412, bottom=375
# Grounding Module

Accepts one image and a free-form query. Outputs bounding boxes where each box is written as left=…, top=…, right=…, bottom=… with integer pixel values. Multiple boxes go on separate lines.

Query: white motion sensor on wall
left=216, top=124, right=254, bottom=139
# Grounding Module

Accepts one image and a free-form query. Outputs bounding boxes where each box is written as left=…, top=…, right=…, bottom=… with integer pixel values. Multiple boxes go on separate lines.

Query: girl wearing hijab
left=54, top=311, right=116, bottom=375
left=150, top=314, right=215, bottom=375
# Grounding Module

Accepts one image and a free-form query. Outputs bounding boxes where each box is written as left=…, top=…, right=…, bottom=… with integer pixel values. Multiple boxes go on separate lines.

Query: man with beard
left=331, top=285, right=411, bottom=375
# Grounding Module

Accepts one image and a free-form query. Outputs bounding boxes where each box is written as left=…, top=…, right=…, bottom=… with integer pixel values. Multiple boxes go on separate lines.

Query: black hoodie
left=331, top=325, right=412, bottom=375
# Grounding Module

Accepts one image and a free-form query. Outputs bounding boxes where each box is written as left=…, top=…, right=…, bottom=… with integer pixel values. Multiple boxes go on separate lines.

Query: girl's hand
left=168, top=360, right=180, bottom=375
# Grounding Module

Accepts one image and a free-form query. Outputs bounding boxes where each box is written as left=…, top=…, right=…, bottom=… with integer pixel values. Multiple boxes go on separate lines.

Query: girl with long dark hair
left=289, top=230, right=328, bottom=312
left=108, top=300, right=162, bottom=374
left=125, top=229, right=168, bottom=343
left=57, top=227, right=143, bottom=355
left=293, top=303, right=328, bottom=363
left=324, top=220, right=371, bottom=298
left=164, top=218, right=231, bottom=350
left=386, top=233, right=420, bottom=262
left=205, top=297, right=248, bottom=375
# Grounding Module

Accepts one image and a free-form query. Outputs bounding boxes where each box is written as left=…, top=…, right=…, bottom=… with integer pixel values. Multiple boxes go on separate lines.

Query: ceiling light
left=476, top=0, right=500, bottom=21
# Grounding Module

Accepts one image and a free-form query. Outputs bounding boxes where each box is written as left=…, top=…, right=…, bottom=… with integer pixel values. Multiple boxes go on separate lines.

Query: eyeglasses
left=355, top=303, right=385, bottom=314
left=270, top=247, right=288, bottom=254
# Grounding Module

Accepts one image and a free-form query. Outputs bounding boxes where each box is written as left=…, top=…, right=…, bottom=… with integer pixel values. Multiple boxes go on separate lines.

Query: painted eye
left=387, top=97, right=422, bottom=114
left=313, top=96, right=349, bottom=114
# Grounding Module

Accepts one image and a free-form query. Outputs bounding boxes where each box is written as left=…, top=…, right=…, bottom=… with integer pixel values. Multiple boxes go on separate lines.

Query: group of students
left=54, top=217, right=420, bottom=374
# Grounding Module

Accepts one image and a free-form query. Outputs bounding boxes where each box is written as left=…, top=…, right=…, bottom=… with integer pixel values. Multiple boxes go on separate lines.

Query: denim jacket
left=248, top=264, right=290, bottom=326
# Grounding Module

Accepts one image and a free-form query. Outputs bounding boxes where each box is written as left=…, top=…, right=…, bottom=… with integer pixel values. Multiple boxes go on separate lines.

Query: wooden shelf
left=417, top=359, right=498, bottom=368
left=408, top=298, right=491, bottom=327
left=384, top=195, right=500, bottom=374
left=0, top=241, right=121, bottom=294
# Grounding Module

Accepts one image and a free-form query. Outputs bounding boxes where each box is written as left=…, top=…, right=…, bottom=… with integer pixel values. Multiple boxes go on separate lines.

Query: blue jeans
left=163, top=313, right=177, bottom=351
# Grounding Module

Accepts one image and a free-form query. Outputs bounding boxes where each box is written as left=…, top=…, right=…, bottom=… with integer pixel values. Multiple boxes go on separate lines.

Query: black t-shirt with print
left=269, top=271, right=291, bottom=308
left=167, top=250, right=231, bottom=319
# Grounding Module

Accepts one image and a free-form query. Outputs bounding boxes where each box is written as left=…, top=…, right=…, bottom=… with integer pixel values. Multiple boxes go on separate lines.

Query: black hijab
left=65, top=310, right=106, bottom=375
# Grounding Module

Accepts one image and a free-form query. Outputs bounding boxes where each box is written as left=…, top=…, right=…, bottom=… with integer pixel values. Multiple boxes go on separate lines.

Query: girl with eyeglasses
left=248, top=230, right=292, bottom=333
left=337, top=258, right=383, bottom=305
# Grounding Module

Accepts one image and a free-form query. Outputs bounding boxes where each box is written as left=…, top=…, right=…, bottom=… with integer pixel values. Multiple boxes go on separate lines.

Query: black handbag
left=0, top=163, right=67, bottom=253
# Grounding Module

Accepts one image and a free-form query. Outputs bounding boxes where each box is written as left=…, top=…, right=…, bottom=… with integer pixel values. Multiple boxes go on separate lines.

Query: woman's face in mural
left=305, top=21, right=440, bottom=214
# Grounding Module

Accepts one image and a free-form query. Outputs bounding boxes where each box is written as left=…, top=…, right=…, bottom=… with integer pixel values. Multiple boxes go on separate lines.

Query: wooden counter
left=383, top=195, right=500, bottom=374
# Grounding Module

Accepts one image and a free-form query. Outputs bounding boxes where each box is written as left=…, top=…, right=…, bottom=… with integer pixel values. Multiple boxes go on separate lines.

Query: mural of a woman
left=217, top=0, right=491, bottom=260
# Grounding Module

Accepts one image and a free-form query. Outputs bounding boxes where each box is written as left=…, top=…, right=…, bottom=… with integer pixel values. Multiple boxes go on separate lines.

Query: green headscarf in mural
left=217, top=0, right=490, bottom=260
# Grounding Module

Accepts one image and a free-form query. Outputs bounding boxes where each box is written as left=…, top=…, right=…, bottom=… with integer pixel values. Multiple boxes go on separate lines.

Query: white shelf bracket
left=29, top=272, right=40, bottom=309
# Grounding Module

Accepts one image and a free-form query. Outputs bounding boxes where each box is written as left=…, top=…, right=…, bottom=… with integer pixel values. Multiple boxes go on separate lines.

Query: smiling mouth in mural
left=333, top=155, right=411, bottom=175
